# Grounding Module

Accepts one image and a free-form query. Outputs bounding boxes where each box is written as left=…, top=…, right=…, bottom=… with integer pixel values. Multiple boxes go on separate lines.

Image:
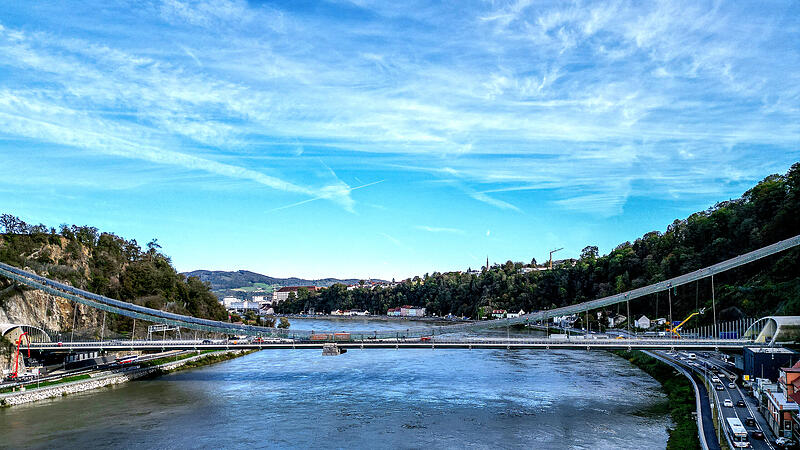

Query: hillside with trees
left=0, top=217, right=226, bottom=335
left=183, top=269, right=374, bottom=300
left=275, top=163, right=800, bottom=327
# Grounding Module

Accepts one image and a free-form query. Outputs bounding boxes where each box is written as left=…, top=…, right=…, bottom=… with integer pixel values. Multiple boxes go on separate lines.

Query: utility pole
left=549, top=248, right=564, bottom=270
left=626, top=295, right=631, bottom=335
left=100, top=311, right=106, bottom=345
left=668, top=285, right=673, bottom=339
left=70, top=303, right=78, bottom=344
left=711, top=275, right=717, bottom=340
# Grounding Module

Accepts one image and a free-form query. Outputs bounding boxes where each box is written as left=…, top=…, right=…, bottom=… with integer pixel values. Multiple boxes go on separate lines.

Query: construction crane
left=668, top=308, right=706, bottom=338
left=549, top=248, right=564, bottom=270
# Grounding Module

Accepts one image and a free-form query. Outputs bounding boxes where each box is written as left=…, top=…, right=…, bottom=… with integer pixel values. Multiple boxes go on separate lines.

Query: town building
left=221, top=297, right=240, bottom=308
left=518, top=267, right=547, bottom=274
left=401, top=305, right=426, bottom=317
left=224, top=300, right=263, bottom=313
left=744, top=347, right=798, bottom=381
left=554, top=314, right=577, bottom=328
left=272, top=286, right=318, bottom=304
left=634, top=315, right=651, bottom=329
left=607, top=314, right=627, bottom=328
left=507, top=309, right=526, bottom=318
left=763, top=363, right=800, bottom=438
left=386, top=306, right=425, bottom=317
left=492, top=309, right=507, bottom=319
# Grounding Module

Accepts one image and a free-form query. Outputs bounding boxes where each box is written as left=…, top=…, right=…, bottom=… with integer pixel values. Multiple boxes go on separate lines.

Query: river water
left=0, top=318, right=672, bottom=449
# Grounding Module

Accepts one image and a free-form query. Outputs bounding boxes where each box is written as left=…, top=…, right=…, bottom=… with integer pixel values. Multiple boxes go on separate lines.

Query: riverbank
left=0, top=349, right=253, bottom=407
left=281, top=314, right=471, bottom=324
left=614, top=350, right=700, bottom=450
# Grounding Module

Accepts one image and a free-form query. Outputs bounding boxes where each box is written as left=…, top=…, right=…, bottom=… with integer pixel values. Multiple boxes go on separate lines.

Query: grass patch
left=143, top=350, right=255, bottom=377
left=139, top=350, right=215, bottom=367
left=614, top=350, right=700, bottom=450
left=0, top=374, right=91, bottom=394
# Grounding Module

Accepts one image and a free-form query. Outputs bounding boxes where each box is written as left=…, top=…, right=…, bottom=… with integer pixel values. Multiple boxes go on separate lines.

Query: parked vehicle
left=775, top=437, right=798, bottom=448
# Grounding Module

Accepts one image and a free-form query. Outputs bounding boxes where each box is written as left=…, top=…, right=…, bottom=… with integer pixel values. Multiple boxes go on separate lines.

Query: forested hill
left=275, top=162, right=800, bottom=324
left=183, top=270, right=370, bottom=291
left=0, top=218, right=227, bottom=332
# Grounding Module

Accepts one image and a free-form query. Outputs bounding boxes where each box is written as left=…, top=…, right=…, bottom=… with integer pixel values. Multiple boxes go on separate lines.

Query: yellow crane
left=667, top=308, right=706, bottom=338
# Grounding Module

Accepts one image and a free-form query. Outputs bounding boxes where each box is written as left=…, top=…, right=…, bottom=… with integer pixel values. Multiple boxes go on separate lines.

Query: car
left=745, top=418, right=756, bottom=426
left=723, top=399, right=733, bottom=407
left=56, top=341, right=63, bottom=347
left=737, top=400, right=746, bottom=407
left=716, top=384, right=725, bottom=391
left=751, top=430, right=764, bottom=439
left=201, top=339, right=212, bottom=344
left=776, top=437, right=798, bottom=448
left=729, top=382, right=737, bottom=389
left=712, top=376, right=721, bottom=383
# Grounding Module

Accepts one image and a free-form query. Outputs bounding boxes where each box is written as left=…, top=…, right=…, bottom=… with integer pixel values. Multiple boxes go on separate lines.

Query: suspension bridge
left=0, top=234, right=799, bottom=347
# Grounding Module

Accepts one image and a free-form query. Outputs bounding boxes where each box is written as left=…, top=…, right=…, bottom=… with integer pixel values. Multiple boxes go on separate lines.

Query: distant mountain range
left=182, top=270, right=382, bottom=296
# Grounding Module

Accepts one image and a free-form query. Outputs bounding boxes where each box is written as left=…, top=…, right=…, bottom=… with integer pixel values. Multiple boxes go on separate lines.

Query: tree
left=0, top=214, right=28, bottom=234
left=580, top=246, right=599, bottom=261
left=277, top=317, right=290, bottom=329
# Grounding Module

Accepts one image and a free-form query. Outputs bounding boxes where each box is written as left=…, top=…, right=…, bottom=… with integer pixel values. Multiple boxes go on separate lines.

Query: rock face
left=0, top=286, right=102, bottom=371
left=0, top=235, right=104, bottom=371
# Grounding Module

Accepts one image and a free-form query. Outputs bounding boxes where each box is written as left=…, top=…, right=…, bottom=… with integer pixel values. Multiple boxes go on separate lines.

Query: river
left=0, top=318, right=672, bottom=449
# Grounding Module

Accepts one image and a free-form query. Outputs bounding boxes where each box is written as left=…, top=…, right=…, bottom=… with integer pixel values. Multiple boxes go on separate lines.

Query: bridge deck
left=30, top=338, right=760, bottom=352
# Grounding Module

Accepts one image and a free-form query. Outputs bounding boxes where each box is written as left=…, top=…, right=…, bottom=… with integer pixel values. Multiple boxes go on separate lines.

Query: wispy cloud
left=379, top=232, right=403, bottom=248
left=415, top=225, right=465, bottom=235
left=0, top=0, right=798, bottom=218
left=468, top=191, right=521, bottom=212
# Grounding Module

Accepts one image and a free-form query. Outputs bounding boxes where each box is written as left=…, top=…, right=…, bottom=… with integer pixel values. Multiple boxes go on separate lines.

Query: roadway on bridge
left=27, top=336, right=762, bottom=353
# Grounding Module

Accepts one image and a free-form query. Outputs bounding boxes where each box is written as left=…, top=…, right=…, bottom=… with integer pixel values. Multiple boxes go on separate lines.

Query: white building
left=635, top=315, right=651, bottom=329
left=221, top=297, right=240, bottom=308
left=272, top=286, right=318, bottom=304
left=507, top=309, right=526, bottom=318
left=608, top=314, right=627, bottom=328
left=401, top=305, right=426, bottom=317
left=226, top=300, right=263, bottom=312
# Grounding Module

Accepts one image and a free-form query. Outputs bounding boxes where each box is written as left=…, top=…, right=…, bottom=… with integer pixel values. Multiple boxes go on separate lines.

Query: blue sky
left=1, top=1, right=798, bottom=280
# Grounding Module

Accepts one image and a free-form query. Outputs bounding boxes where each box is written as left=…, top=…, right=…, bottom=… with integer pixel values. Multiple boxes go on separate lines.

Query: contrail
left=268, top=179, right=385, bottom=212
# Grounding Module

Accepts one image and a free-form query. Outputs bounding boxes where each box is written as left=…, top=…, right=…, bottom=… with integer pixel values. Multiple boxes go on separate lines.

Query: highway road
left=657, top=350, right=777, bottom=449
